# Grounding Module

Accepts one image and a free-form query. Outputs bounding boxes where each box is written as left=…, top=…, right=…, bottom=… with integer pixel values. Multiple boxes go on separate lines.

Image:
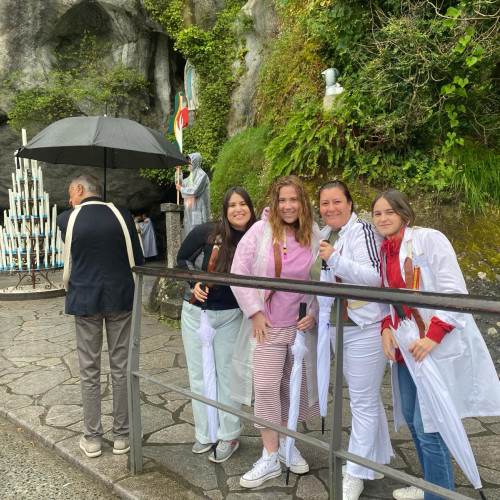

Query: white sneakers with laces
left=393, top=485, right=425, bottom=499
left=343, top=473, right=364, bottom=500
left=278, top=437, right=310, bottom=474
left=240, top=448, right=282, bottom=488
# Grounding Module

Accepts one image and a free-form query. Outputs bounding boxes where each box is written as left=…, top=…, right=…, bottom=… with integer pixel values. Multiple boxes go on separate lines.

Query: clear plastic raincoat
left=180, top=152, right=210, bottom=234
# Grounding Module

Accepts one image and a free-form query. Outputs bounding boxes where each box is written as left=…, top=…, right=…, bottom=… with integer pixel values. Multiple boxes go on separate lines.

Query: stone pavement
left=1, top=276, right=500, bottom=499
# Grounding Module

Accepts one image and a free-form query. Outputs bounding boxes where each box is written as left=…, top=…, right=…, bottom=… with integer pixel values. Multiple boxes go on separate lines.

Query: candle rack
left=1, top=154, right=64, bottom=295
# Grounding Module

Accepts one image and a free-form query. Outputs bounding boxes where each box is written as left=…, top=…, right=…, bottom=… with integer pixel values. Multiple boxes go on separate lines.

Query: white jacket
left=229, top=219, right=321, bottom=406
left=389, top=226, right=500, bottom=430
left=321, top=212, right=389, bottom=327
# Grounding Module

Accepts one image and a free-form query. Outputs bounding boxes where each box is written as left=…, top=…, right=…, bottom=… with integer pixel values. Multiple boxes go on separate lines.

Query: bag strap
left=189, top=244, right=219, bottom=304
left=403, top=234, right=425, bottom=338
left=264, top=241, right=282, bottom=305
left=62, top=201, right=135, bottom=291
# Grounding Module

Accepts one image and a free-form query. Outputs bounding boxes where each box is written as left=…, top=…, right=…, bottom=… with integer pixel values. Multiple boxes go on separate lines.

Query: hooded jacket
left=180, top=152, right=210, bottom=234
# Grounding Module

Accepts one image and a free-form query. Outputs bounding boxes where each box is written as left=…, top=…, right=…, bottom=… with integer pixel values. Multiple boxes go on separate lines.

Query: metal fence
left=127, top=265, right=500, bottom=500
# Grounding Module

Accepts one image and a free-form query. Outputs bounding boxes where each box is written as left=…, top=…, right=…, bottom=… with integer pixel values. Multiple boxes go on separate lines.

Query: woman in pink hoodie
left=230, top=175, right=321, bottom=489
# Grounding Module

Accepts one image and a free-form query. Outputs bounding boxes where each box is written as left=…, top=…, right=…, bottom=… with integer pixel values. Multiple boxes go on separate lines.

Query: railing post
left=128, top=274, right=144, bottom=474
left=330, top=298, right=345, bottom=499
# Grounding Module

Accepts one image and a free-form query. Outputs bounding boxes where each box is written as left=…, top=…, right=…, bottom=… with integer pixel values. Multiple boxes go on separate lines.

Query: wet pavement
left=0, top=272, right=500, bottom=499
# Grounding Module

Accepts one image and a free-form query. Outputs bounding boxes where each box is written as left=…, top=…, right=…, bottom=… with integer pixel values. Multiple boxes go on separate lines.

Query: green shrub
left=451, top=144, right=500, bottom=214
left=210, top=125, right=272, bottom=215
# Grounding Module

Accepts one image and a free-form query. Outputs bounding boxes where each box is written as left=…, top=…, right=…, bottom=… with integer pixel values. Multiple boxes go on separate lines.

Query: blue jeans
left=398, top=364, right=454, bottom=499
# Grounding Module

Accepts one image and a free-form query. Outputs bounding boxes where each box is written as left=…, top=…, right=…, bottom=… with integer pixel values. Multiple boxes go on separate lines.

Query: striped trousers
left=253, top=325, right=319, bottom=428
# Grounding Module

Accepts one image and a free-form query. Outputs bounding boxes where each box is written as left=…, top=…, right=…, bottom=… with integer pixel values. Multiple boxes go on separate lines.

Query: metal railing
left=127, top=265, right=500, bottom=500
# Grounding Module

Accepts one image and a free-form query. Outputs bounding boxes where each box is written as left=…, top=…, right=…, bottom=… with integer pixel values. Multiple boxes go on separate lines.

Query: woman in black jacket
left=177, top=186, right=256, bottom=463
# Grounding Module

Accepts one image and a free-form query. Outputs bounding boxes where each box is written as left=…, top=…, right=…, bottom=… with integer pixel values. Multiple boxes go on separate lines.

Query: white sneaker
left=240, top=449, right=282, bottom=488
left=343, top=473, right=364, bottom=500
left=278, top=437, right=309, bottom=474
left=342, top=464, right=384, bottom=480
left=393, top=485, right=425, bottom=500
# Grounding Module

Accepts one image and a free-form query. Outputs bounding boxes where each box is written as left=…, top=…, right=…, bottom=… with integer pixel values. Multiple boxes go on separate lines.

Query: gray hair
left=70, top=174, right=102, bottom=197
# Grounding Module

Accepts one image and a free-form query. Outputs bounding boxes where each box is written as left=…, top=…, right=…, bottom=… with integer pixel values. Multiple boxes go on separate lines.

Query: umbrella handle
left=299, top=302, right=307, bottom=321
left=394, top=304, right=407, bottom=319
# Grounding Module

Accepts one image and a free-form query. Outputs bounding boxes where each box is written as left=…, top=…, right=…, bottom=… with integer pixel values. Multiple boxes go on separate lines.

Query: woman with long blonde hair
left=231, top=175, right=320, bottom=488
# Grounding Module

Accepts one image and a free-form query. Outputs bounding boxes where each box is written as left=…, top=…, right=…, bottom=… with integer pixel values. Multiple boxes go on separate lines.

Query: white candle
left=52, top=205, right=57, bottom=236
left=16, top=168, right=21, bottom=196
left=22, top=128, right=27, bottom=145
left=31, top=216, right=35, bottom=237
left=39, top=194, right=44, bottom=220
left=7, top=236, right=13, bottom=269
left=51, top=234, right=56, bottom=268
left=35, top=229, right=40, bottom=269
left=44, top=243, right=48, bottom=269
left=11, top=172, right=16, bottom=192
left=24, top=177, right=29, bottom=217
left=45, top=194, right=50, bottom=226
left=32, top=182, right=37, bottom=216
left=26, top=247, right=31, bottom=271
left=0, top=227, right=5, bottom=270
left=16, top=190, right=21, bottom=219
left=39, top=169, right=44, bottom=198
left=13, top=216, right=19, bottom=237
left=8, top=189, right=15, bottom=220
left=21, top=218, right=27, bottom=237
left=17, top=247, right=22, bottom=270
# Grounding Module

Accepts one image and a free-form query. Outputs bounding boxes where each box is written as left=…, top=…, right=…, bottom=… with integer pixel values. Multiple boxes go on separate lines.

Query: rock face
left=0, top=0, right=277, bottom=211
left=0, top=0, right=180, bottom=210
left=227, top=0, right=278, bottom=137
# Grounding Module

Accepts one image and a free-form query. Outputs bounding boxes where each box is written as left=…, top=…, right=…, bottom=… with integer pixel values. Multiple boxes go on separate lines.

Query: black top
left=177, top=222, right=245, bottom=310
left=57, top=197, right=144, bottom=316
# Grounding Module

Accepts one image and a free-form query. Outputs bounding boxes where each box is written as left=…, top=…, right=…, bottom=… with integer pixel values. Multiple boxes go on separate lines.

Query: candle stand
left=1, top=146, right=65, bottom=299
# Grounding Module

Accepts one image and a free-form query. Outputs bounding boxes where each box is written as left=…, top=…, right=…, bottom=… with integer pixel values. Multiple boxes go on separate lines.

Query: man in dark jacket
left=57, top=174, right=144, bottom=458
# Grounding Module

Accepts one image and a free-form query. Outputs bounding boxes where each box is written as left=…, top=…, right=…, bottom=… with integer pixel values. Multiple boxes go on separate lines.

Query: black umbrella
left=15, top=116, right=188, bottom=199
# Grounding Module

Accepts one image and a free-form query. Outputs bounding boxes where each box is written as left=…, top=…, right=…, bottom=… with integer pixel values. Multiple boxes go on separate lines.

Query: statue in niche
left=321, top=68, right=344, bottom=95
left=184, top=62, right=199, bottom=111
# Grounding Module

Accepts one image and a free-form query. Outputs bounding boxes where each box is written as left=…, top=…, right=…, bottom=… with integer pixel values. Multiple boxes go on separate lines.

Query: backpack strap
left=62, top=201, right=135, bottom=291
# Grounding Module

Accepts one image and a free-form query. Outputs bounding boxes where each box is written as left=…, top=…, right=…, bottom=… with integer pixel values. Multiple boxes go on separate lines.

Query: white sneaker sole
left=113, top=445, right=130, bottom=455
left=342, top=464, right=384, bottom=480
left=209, top=441, right=239, bottom=463
left=192, top=443, right=214, bottom=454
left=80, top=442, right=102, bottom=458
left=278, top=454, right=309, bottom=474
left=240, top=467, right=282, bottom=488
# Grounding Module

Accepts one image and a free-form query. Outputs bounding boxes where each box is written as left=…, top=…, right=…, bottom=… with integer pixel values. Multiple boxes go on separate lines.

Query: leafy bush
left=256, top=0, right=500, bottom=210
left=210, top=125, right=272, bottom=214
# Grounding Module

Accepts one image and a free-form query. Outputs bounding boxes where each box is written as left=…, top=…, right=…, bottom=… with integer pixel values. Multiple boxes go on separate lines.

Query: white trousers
left=331, top=322, right=393, bottom=479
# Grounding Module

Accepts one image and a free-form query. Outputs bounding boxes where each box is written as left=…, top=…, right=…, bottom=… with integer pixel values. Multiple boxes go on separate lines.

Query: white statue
left=321, top=68, right=344, bottom=96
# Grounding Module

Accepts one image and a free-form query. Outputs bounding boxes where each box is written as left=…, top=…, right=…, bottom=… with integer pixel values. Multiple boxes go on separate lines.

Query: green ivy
left=3, top=32, right=149, bottom=136
left=143, top=0, right=248, bottom=177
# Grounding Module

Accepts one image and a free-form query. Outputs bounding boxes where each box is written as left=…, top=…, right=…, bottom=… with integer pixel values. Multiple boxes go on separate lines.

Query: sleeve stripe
left=357, top=219, right=380, bottom=273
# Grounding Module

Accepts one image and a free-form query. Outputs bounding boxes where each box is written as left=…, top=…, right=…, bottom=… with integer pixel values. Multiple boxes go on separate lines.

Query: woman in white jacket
left=372, top=189, right=500, bottom=500
left=313, top=181, right=392, bottom=500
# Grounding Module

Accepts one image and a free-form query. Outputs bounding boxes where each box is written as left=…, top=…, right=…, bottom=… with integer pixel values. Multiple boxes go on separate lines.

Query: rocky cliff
left=0, top=0, right=274, bottom=211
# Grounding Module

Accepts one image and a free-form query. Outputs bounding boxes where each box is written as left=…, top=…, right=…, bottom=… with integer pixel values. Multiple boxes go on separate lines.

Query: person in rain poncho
left=177, top=187, right=257, bottom=463
left=230, top=175, right=320, bottom=489
left=372, top=189, right=500, bottom=500
left=311, top=181, right=392, bottom=500
left=176, top=152, right=211, bottom=235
